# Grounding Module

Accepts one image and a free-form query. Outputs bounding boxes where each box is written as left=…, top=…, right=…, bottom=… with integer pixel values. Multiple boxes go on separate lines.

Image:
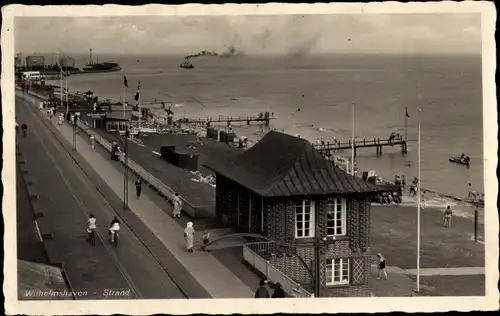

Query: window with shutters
left=326, top=258, right=350, bottom=286
left=295, top=200, right=315, bottom=238
left=326, top=198, right=347, bottom=236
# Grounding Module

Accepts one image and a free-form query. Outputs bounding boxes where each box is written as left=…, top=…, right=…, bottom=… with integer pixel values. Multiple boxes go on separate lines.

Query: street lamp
left=73, top=118, right=130, bottom=210
left=109, top=129, right=130, bottom=210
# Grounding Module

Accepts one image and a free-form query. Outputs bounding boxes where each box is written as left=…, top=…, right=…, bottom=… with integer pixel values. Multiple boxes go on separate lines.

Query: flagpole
left=65, top=65, right=68, bottom=115
left=416, top=108, right=421, bottom=292
left=404, top=106, right=408, bottom=142
left=351, top=101, right=355, bottom=175
left=123, top=78, right=126, bottom=118
left=138, top=81, right=141, bottom=131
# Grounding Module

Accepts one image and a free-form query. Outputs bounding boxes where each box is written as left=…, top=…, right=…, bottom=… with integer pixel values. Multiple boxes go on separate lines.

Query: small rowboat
left=449, top=156, right=470, bottom=166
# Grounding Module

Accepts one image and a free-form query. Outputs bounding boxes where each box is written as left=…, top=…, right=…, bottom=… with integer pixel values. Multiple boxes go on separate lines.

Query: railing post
left=474, top=209, right=478, bottom=242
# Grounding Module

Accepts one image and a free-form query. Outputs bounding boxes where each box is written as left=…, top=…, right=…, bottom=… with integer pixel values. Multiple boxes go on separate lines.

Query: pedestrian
left=135, top=177, right=142, bottom=199
left=402, top=175, right=406, bottom=192
left=254, top=280, right=270, bottom=298
left=271, top=282, right=286, bottom=298
left=172, top=192, right=183, bottom=218
left=184, top=222, right=195, bottom=252
left=444, top=206, right=453, bottom=228
left=421, top=190, right=426, bottom=208
left=202, top=232, right=210, bottom=245
left=90, top=135, right=95, bottom=150
left=376, top=253, right=388, bottom=280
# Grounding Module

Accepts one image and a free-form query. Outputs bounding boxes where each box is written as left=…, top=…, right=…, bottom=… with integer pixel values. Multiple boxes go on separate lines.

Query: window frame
left=294, top=199, right=315, bottom=239
left=325, top=258, right=350, bottom=286
left=326, top=197, right=347, bottom=237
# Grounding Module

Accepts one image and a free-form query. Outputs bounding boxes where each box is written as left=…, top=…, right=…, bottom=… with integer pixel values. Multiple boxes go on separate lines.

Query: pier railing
left=313, top=137, right=410, bottom=150
left=182, top=115, right=276, bottom=126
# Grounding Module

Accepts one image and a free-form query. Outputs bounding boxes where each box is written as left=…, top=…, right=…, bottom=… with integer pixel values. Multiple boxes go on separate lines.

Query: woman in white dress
left=184, top=222, right=195, bottom=252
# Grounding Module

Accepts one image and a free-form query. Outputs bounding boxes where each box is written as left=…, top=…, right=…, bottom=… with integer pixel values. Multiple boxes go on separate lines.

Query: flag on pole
left=123, top=75, right=129, bottom=88
left=134, top=81, right=140, bottom=101
left=405, top=107, right=410, bottom=118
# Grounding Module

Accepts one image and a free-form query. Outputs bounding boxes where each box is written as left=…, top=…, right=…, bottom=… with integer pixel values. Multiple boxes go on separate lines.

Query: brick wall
left=266, top=195, right=372, bottom=297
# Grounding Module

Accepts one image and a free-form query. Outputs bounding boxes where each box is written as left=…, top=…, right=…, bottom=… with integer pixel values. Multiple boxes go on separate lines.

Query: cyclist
left=109, top=216, right=120, bottom=243
left=87, top=213, right=97, bottom=241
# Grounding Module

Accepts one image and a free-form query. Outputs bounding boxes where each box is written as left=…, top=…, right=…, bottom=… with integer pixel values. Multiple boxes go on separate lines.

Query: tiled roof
left=204, top=131, right=384, bottom=197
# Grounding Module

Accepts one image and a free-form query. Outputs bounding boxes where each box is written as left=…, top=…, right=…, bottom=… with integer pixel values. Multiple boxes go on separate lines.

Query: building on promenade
left=204, top=131, right=386, bottom=297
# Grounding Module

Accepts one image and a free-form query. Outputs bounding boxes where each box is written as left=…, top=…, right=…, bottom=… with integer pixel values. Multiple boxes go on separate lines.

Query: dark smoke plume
left=184, top=44, right=244, bottom=60
left=185, top=50, right=219, bottom=59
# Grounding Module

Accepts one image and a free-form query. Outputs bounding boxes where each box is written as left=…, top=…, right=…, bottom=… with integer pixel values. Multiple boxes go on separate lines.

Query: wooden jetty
left=313, top=137, right=413, bottom=157
left=183, top=115, right=277, bottom=127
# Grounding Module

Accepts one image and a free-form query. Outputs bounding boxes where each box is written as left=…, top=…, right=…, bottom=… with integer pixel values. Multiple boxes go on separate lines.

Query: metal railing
left=76, top=120, right=197, bottom=218
left=243, top=242, right=312, bottom=298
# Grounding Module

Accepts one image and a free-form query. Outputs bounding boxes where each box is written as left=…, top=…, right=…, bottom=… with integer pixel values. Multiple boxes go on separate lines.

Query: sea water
left=59, top=53, right=483, bottom=199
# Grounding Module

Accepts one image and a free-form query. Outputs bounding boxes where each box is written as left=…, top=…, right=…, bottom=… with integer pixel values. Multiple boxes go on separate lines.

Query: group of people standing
left=388, top=132, right=402, bottom=145
left=254, top=279, right=286, bottom=298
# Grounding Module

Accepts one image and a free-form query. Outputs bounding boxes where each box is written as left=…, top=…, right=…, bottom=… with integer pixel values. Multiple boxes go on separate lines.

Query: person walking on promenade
left=376, top=253, right=388, bottom=280
left=172, top=192, right=183, bottom=218
left=254, top=280, right=270, bottom=298
left=135, top=177, right=142, bottom=199
left=184, top=222, right=195, bottom=252
left=402, top=175, right=406, bottom=192
left=444, top=206, right=453, bottom=228
left=421, top=190, right=426, bottom=209
left=271, top=283, right=286, bottom=298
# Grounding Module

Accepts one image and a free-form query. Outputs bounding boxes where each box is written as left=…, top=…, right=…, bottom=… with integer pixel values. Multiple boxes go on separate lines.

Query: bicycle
left=88, top=229, right=96, bottom=246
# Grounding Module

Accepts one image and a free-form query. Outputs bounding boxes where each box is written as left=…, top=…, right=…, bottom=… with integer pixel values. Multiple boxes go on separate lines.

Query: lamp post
left=415, top=108, right=422, bottom=293
left=110, top=129, right=130, bottom=210
left=351, top=101, right=355, bottom=175
left=73, top=118, right=130, bottom=210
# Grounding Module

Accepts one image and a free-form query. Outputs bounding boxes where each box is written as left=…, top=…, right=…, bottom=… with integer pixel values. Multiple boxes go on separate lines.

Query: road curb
left=15, top=155, right=75, bottom=298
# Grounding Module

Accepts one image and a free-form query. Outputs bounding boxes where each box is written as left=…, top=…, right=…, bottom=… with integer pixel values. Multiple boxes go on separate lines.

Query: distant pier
left=183, top=114, right=277, bottom=127
left=314, top=137, right=413, bottom=157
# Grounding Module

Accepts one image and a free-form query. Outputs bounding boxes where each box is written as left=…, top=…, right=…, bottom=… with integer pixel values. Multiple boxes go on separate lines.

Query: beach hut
left=204, top=131, right=386, bottom=297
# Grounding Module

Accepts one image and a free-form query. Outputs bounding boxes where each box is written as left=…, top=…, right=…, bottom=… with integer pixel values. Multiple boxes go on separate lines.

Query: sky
left=14, top=13, right=481, bottom=55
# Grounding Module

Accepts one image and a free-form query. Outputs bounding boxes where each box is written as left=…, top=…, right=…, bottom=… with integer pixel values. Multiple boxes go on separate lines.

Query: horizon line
left=15, top=51, right=482, bottom=57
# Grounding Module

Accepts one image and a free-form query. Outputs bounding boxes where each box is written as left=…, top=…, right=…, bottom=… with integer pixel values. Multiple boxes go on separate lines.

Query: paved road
left=16, top=162, right=49, bottom=264
left=16, top=97, right=187, bottom=300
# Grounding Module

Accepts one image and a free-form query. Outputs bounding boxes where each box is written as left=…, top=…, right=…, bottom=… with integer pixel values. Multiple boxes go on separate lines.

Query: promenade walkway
left=17, top=98, right=188, bottom=299
left=36, top=104, right=254, bottom=298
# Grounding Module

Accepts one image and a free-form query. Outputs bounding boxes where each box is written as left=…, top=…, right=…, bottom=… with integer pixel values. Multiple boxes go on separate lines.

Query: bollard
left=474, top=210, right=478, bottom=242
